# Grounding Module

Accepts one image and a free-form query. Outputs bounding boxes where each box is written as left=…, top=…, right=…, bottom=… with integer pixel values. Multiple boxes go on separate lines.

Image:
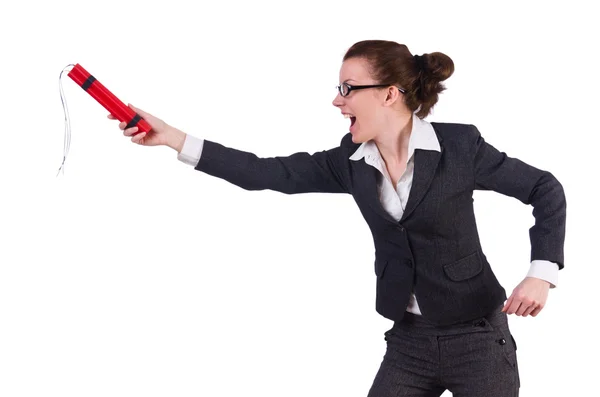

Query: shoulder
left=430, top=122, right=483, bottom=152
left=430, top=121, right=480, bottom=140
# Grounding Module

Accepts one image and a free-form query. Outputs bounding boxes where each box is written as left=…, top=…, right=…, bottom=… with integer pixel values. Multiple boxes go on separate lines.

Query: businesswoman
left=109, top=40, right=566, bottom=397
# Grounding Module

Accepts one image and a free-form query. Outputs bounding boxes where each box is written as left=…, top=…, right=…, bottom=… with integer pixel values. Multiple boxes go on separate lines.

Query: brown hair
left=343, top=40, right=454, bottom=119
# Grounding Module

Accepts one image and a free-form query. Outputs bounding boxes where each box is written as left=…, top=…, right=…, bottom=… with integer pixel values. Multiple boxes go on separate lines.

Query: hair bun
left=423, top=52, right=454, bottom=82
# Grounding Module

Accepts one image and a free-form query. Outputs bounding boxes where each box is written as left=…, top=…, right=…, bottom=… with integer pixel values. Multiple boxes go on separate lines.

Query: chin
left=350, top=131, right=366, bottom=143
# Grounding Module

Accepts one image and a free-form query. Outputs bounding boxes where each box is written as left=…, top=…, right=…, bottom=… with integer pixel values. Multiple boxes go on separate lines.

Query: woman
left=109, top=40, right=566, bottom=396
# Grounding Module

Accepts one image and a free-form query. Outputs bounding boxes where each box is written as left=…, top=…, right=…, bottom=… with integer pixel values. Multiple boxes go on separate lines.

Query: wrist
left=526, top=276, right=552, bottom=288
left=167, top=126, right=187, bottom=153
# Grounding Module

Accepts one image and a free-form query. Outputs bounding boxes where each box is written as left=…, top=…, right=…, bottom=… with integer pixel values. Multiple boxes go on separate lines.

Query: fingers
left=522, top=304, right=537, bottom=317
left=123, top=126, right=139, bottom=136
left=519, top=298, right=542, bottom=316
left=108, top=112, right=144, bottom=140
left=501, top=295, right=514, bottom=312
left=503, top=295, right=522, bottom=315
left=506, top=301, right=522, bottom=315
left=530, top=305, right=544, bottom=317
left=515, top=302, right=529, bottom=316
left=115, top=120, right=137, bottom=136
left=131, top=131, right=147, bottom=144
left=503, top=294, right=544, bottom=317
left=107, top=106, right=156, bottom=145
left=524, top=300, right=544, bottom=317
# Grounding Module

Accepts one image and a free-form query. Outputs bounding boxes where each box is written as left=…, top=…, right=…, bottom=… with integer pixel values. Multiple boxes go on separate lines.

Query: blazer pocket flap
left=443, top=251, right=483, bottom=281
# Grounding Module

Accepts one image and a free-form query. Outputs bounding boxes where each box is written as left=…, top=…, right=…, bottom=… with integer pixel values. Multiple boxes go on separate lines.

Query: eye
left=341, top=83, right=351, bottom=96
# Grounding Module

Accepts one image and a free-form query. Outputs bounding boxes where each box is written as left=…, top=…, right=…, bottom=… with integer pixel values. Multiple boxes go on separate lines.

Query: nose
left=332, top=92, right=344, bottom=107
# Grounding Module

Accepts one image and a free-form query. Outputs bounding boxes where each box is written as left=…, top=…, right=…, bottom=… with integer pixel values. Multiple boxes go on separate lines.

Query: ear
left=383, top=86, right=401, bottom=107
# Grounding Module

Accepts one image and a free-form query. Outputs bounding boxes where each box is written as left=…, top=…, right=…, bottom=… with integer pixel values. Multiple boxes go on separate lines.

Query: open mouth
left=344, top=113, right=357, bottom=128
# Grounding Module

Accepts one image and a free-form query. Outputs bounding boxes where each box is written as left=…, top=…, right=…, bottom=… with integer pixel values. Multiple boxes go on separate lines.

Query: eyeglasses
left=335, top=82, right=406, bottom=97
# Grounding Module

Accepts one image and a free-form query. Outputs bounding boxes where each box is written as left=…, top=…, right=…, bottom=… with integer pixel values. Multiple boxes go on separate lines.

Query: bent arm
left=471, top=125, right=566, bottom=270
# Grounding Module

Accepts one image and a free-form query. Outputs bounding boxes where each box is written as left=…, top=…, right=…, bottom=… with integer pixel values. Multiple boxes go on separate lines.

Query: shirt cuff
left=526, top=260, right=559, bottom=288
left=176, top=134, right=204, bottom=166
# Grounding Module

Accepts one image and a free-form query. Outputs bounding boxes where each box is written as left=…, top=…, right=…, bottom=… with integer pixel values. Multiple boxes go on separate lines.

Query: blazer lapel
left=354, top=160, right=398, bottom=224
left=400, top=147, right=443, bottom=222
left=351, top=133, right=444, bottom=225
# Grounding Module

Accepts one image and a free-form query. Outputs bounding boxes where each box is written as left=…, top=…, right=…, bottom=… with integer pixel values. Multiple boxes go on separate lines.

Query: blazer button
left=406, top=260, right=413, bottom=268
left=398, top=225, right=404, bottom=232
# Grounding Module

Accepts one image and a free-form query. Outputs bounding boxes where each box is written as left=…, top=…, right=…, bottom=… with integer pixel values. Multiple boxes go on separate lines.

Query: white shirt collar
left=349, top=114, right=440, bottom=164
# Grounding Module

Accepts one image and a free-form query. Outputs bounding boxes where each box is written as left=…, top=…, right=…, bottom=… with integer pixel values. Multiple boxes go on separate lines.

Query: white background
left=1, top=1, right=597, bottom=396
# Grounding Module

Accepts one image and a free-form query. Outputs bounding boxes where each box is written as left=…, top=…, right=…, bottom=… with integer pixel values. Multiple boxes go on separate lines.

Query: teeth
left=343, top=114, right=354, bottom=118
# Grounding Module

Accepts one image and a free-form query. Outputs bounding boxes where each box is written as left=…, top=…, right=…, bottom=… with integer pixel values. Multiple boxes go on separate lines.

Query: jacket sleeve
left=470, top=125, right=566, bottom=269
left=192, top=134, right=352, bottom=195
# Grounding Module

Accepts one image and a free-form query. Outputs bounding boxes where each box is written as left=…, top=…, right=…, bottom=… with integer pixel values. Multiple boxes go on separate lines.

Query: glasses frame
left=335, top=82, right=406, bottom=97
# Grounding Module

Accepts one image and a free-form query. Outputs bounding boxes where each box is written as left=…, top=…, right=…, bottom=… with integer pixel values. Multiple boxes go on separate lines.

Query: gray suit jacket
left=193, top=122, right=566, bottom=325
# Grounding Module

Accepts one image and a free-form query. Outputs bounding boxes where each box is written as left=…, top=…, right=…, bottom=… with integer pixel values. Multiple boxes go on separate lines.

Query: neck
left=373, top=112, right=413, bottom=165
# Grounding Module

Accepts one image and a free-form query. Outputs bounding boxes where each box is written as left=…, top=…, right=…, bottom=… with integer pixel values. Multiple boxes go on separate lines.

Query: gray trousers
left=367, top=304, right=520, bottom=397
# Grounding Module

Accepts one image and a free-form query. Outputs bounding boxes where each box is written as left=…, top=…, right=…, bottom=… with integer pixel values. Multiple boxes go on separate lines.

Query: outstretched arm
left=176, top=133, right=352, bottom=195
left=113, top=105, right=352, bottom=195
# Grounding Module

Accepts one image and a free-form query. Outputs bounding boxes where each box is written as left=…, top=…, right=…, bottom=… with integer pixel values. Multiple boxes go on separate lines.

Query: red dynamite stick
left=67, top=63, right=151, bottom=134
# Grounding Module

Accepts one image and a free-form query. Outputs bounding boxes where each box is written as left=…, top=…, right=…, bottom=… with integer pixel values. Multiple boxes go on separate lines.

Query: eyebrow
left=342, top=79, right=356, bottom=84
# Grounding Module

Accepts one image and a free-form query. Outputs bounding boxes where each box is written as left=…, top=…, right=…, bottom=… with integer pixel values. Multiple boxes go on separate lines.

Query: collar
left=349, top=114, right=441, bottom=165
